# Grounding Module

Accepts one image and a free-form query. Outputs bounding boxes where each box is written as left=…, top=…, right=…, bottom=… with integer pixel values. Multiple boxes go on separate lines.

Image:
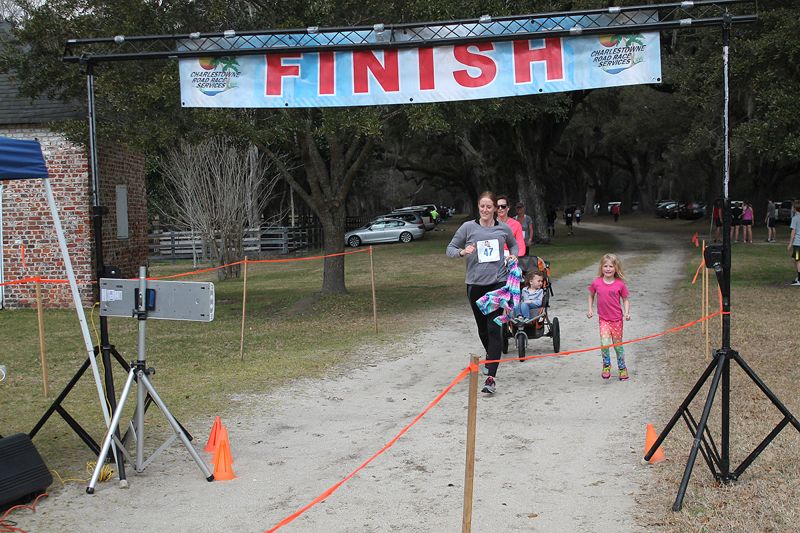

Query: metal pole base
left=86, top=365, right=213, bottom=493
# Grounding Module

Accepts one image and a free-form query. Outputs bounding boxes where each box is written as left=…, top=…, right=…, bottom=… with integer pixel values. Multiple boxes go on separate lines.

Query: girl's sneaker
left=619, top=368, right=630, bottom=381
left=601, top=365, right=612, bottom=379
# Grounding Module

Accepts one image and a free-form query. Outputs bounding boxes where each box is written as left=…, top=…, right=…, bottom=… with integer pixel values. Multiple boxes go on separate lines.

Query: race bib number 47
left=477, top=239, right=501, bottom=263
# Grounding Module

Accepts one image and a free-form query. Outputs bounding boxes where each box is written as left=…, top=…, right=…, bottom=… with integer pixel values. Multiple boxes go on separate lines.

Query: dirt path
left=18, top=223, right=687, bottom=533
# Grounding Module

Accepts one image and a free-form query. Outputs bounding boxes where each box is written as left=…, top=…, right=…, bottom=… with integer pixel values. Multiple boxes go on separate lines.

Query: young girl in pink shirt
left=586, top=254, right=631, bottom=380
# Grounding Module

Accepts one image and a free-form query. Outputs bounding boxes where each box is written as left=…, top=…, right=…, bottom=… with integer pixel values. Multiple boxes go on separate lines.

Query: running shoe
left=792, top=280, right=800, bottom=286
left=619, top=368, right=630, bottom=381
left=482, top=376, right=496, bottom=394
left=602, top=365, right=612, bottom=380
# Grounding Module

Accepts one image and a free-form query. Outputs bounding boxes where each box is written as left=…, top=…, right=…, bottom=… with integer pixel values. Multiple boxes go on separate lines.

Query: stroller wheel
left=551, top=317, right=560, bottom=353
left=516, top=332, right=527, bottom=361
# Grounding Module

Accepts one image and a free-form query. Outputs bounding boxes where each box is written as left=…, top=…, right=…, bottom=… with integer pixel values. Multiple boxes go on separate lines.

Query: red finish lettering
left=418, top=47, right=435, bottom=90
left=266, top=53, right=301, bottom=96
left=319, top=51, right=335, bottom=95
left=453, top=43, right=497, bottom=88
left=353, top=50, right=399, bottom=93
left=513, top=38, right=564, bottom=83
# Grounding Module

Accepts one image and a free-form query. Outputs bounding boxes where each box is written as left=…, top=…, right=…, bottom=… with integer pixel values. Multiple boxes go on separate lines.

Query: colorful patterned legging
left=599, top=319, right=626, bottom=370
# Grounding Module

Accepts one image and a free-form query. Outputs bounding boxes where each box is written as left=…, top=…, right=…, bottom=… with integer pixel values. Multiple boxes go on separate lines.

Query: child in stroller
left=513, top=270, right=545, bottom=323
left=503, top=256, right=560, bottom=358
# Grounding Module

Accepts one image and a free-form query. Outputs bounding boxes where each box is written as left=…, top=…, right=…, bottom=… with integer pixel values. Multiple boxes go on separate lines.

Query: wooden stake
left=369, top=246, right=378, bottom=334
left=35, top=280, right=49, bottom=397
left=239, top=256, right=248, bottom=361
left=462, top=354, right=480, bottom=533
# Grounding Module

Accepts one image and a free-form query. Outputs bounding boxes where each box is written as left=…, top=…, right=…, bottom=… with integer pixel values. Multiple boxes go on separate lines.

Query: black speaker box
left=0, top=433, right=52, bottom=508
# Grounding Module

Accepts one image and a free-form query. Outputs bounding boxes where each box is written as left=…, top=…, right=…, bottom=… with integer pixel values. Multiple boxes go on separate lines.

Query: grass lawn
left=0, top=217, right=616, bottom=477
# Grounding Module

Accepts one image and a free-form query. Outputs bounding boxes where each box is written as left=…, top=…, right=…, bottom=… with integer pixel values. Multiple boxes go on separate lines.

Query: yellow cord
left=50, top=461, right=114, bottom=485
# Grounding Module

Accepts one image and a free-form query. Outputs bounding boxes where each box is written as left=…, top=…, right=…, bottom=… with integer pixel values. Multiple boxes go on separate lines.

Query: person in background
left=547, top=208, right=557, bottom=238
left=447, top=191, right=519, bottom=394
left=575, top=206, right=582, bottom=225
left=514, top=202, right=535, bottom=256
left=766, top=199, right=777, bottom=243
left=712, top=198, right=723, bottom=243
left=564, top=205, right=575, bottom=236
left=741, top=201, right=754, bottom=243
left=788, top=200, right=800, bottom=286
left=496, top=195, right=526, bottom=257
left=731, top=201, right=743, bottom=242
left=610, top=203, right=621, bottom=222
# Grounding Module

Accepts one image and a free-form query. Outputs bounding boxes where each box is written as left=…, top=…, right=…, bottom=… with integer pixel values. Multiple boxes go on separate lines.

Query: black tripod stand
left=644, top=15, right=800, bottom=511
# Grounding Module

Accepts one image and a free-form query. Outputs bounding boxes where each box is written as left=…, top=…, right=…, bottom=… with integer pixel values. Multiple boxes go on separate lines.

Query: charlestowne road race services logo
left=591, top=34, right=646, bottom=75
left=190, top=57, right=241, bottom=96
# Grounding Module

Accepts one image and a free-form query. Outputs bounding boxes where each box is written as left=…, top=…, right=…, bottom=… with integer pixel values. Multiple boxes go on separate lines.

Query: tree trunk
left=320, top=209, right=347, bottom=294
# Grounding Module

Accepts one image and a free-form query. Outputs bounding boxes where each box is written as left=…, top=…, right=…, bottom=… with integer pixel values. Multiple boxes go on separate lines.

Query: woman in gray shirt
left=447, top=191, right=518, bottom=394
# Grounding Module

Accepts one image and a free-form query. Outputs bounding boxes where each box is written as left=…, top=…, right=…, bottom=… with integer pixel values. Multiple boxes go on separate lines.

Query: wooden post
left=462, top=354, right=480, bottom=533
left=369, top=246, right=378, bottom=334
left=35, top=280, right=49, bottom=397
left=239, top=256, right=249, bottom=361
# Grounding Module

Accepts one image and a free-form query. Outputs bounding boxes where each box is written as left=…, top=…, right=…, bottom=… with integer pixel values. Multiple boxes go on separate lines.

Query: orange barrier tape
left=691, top=257, right=706, bottom=285
left=491, top=308, right=725, bottom=365
left=148, top=261, right=244, bottom=280
left=0, top=249, right=371, bottom=286
left=265, top=366, right=471, bottom=533
left=0, top=276, right=73, bottom=287
left=249, top=249, right=369, bottom=265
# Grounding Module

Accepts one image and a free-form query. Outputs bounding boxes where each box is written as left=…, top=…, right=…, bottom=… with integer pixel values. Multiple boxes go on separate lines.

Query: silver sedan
left=344, top=219, right=425, bottom=247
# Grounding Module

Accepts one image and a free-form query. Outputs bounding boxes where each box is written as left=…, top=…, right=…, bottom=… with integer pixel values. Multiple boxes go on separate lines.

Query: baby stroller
left=502, top=256, right=560, bottom=359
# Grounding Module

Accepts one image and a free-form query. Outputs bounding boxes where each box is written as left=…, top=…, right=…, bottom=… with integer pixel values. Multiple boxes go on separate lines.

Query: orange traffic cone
left=212, top=433, right=236, bottom=481
left=644, top=423, right=666, bottom=464
left=204, top=416, right=222, bottom=453
left=213, top=426, right=234, bottom=467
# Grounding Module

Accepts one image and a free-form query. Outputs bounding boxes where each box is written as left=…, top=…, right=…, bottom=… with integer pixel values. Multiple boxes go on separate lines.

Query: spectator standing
left=514, top=202, right=535, bottom=254
left=789, top=200, right=800, bottom=286
left=731, top=201, right=743, bottom=242
left=447, top=191, right=519, bottom=394
left=712, top=198, right=723, bottom=243
left=564, top=205, right=575, bottom=236
left=546, top=208, right=557, bottom=238
left=741, top=201, right=754, bottom=243
left=766, top=200, right=777, bottom=242
left=610, top=203, right=621, bottom=222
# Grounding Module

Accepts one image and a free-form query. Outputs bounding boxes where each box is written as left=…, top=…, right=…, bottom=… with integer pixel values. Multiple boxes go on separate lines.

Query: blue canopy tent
left=0, top=136, right=113, bottom=438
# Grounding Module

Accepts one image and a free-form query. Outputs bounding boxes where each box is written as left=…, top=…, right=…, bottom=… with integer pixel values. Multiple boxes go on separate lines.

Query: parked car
left=776, top=200, right=794, bottom=224
left=678, top=201, right=707, bottom=220
left=370, top=211, right=424, bottom=227
left=656, top=201, right=678, bottom=218
left=393, top=206, right=435, bottom=230
left=665, top=202, right=684, bottom=219
left=344, top=219, right=425, bottom=247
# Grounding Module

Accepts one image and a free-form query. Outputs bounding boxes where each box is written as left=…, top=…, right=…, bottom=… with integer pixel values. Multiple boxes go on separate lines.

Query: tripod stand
left=644, top=15, right=800, bottom=511
left=87, top=267, right=213, bottom=493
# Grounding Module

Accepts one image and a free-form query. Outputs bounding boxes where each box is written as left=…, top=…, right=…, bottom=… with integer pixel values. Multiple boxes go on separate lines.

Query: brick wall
left=1, top=127, right=147, bottom=308
left=97, top=144, right=148, bottom=278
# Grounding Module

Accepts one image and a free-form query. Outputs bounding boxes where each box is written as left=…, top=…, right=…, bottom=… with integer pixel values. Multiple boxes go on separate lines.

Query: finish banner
left=179, top=33, right=661, bottom=108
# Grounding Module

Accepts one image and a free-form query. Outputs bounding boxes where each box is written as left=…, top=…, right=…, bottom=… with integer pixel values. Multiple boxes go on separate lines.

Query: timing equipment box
left=99, top=278, right=215, bottom=322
